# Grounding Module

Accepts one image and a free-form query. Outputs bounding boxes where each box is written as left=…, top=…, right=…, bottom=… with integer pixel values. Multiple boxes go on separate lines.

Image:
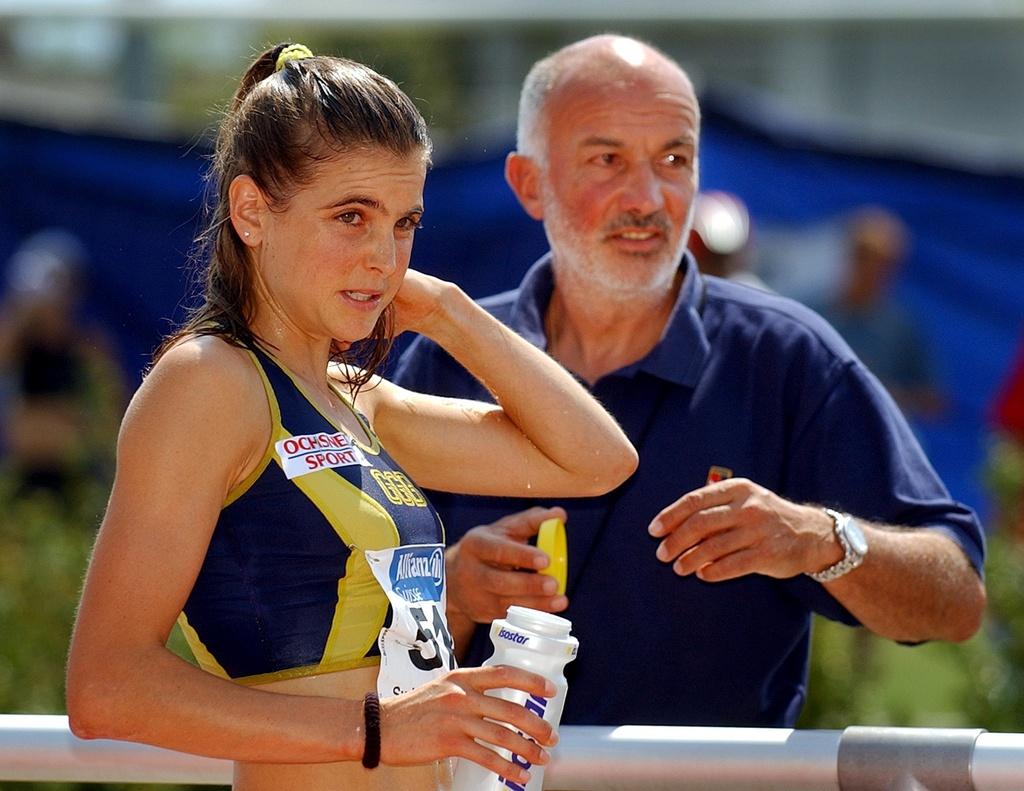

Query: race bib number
left=365, top=544, right=456, bottom=699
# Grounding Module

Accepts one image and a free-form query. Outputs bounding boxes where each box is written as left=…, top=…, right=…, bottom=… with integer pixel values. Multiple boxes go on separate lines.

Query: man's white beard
left=542, top=199, right=690, bottom=303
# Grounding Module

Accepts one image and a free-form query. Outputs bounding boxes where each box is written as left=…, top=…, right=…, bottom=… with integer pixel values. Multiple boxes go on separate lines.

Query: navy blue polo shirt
left=394, top=253, right=984, bottom=727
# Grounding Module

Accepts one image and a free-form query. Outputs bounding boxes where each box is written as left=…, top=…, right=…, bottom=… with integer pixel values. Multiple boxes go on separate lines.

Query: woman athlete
left=66, top=43, right=637, bottom=791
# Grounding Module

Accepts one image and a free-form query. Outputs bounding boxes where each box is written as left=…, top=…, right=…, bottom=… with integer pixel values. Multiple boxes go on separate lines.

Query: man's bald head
left=516, top=35, right=698, bottom=163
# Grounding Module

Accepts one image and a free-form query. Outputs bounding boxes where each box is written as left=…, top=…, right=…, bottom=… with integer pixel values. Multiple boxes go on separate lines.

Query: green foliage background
left=0, top=475, right=207, bottom=791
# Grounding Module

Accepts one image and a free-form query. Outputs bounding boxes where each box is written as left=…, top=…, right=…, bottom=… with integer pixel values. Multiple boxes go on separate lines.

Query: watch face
left=844, top=518, right=869, bottom=556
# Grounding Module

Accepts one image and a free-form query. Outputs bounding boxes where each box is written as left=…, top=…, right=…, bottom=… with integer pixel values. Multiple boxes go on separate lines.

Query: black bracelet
left=361, top=692, right=381, bottom=769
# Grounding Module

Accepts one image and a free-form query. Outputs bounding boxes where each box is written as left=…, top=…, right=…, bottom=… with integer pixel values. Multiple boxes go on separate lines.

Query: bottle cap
left=537, top=517, right=567, bottom=596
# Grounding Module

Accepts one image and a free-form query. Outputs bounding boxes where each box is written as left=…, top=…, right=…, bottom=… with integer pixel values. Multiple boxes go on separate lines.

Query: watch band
left=808, top=508, right=864, bottom=583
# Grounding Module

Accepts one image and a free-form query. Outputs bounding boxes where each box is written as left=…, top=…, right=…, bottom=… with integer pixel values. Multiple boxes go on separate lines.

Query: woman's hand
left=390, top=268, right=451, bottom=337
left=379, top=665, right=557, bottom=785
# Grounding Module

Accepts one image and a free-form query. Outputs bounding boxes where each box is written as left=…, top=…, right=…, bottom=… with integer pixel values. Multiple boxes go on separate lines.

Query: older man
left=395, top=34, right=985, bottom=726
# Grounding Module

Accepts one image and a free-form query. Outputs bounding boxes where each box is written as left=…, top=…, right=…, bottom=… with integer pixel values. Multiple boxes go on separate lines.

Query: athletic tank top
left=178, top=346, right=445, bottom=685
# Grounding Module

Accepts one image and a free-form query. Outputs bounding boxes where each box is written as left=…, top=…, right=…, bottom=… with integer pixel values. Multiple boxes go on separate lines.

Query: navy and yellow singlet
left=179, top=345, right=444, bottom=685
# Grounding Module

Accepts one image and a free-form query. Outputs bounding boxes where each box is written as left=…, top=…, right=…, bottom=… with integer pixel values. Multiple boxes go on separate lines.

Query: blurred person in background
left=0, top=228, right=124, bottom=500
left=688, top=190, right=769, bottom=290
left=396, top=33, right=986, bottom=727
left=821, top=207, right=946, bottom=424
left=66, top=43, right=635, bottom=791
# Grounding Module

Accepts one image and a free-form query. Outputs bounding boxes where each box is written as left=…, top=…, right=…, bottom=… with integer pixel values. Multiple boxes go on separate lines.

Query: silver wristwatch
left=807, top=508, right=867, bottom=583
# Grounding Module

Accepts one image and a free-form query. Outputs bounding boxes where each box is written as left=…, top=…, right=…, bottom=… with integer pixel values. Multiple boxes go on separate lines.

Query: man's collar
left=509, top=252, right=711, bottom=387
left=508, top=253, right=556, bottom=350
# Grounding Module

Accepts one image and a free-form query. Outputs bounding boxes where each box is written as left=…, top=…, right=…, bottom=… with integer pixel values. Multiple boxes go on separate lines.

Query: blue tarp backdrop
left=1, top=100, right=1021, bottom=520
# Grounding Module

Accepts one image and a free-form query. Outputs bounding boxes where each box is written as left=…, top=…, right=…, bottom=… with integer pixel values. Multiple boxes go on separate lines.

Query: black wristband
left=361, top=692, right=381, bottom=769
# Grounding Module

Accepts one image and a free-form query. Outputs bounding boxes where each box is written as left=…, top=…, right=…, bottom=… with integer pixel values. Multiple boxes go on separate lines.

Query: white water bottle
left=451, top=606, right=578, bottom=791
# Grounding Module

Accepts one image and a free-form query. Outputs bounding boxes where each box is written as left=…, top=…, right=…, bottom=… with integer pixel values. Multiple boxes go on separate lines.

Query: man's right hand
left=446, top=506, right=570, bottom=628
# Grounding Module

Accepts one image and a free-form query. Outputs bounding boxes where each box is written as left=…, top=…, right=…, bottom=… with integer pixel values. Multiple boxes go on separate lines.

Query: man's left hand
left=647, top=478, right=842, bottom=581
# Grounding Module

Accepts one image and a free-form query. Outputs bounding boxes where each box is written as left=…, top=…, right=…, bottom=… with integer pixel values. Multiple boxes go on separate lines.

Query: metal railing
left=2, top=715, right=1022, bottom=789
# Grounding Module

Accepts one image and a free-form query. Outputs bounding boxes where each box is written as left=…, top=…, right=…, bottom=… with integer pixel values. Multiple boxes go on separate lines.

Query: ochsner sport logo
left=275, top=432, right=370, bottom=480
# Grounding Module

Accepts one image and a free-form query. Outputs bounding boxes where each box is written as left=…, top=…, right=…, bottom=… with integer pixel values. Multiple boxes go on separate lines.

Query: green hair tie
left=275, top=44, right=314, bottom=72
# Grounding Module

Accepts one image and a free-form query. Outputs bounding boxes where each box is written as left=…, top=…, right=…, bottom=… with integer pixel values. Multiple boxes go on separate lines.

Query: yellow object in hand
left=537, top=517, right=568, bottom=596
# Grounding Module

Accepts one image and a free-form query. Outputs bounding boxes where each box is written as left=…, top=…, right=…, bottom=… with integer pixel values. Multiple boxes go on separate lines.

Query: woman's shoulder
left=133, top=335, right=265, bottom=425
left=154, top=335, right=258, bottom=382
left=112, top=337, right=272, bottom=507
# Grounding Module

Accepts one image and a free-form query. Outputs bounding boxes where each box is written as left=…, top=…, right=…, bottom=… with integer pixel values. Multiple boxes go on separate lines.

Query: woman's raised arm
left=358, top=270, right=638, bottom=497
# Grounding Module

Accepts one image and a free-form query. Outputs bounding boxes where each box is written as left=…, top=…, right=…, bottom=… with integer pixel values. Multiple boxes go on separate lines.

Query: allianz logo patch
left=389, top=546, right=445, bottom=603
left=275, top=432, right=370, bottom=480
